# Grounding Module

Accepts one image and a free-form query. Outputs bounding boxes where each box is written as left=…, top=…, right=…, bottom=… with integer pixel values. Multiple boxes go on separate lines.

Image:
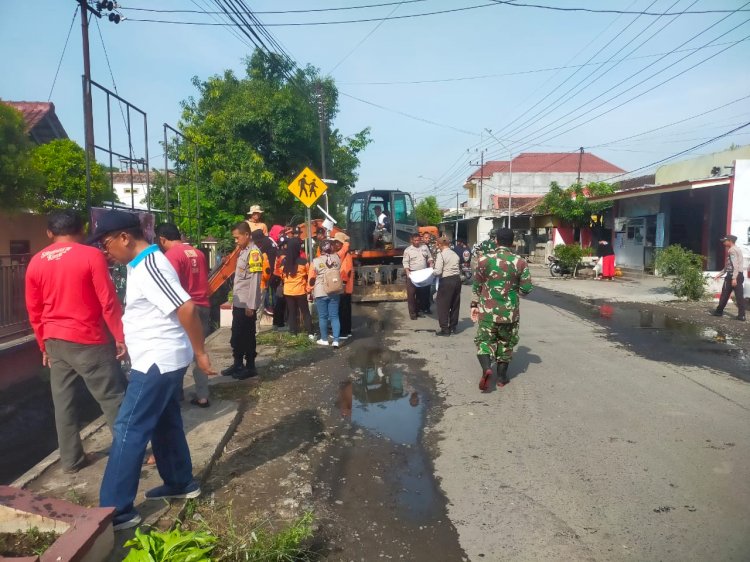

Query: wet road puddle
left=532, top=290, right=749, bottom=380
left=337, top=348, right=438, bottom=518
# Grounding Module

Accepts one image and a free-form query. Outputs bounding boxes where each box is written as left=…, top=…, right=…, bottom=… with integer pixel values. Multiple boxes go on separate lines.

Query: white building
left=464, top=152, right=625, bottom=214
left=110, top=171, right=151, bottom=211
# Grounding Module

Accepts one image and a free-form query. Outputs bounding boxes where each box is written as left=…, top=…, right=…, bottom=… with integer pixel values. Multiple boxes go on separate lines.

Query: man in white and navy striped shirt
left=88, top=210, right=217, bottom=531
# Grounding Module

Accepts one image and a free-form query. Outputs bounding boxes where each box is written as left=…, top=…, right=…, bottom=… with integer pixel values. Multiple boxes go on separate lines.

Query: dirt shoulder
left=195, top=305, right=467, bottom=561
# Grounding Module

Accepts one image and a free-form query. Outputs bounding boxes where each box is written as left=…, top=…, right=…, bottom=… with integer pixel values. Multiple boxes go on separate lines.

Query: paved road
left=391, top=285, right=750, bottom=561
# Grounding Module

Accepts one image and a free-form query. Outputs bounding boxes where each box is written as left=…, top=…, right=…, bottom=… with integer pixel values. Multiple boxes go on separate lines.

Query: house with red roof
left=2, top=101, right=68, bottom=144
left=443, top=152, right=624, bottom=254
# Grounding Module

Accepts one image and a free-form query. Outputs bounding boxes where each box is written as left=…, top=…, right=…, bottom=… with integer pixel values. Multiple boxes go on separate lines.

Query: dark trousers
left=418, top=285, right=431, bottom=313
left=340, top=293, right=353, bottom=336
left=230, top=306, right=256, bottom=367
left=286, top=295, right=312, bottom=335
left=273, top=294, right=286, bottom=327
left=436, top=275, right=462, bottom=332
left=407, top=279, right=430, bottom=317
left=717, top=272, right=746, bottom=318
left=100, top=364, right=192, bottom=524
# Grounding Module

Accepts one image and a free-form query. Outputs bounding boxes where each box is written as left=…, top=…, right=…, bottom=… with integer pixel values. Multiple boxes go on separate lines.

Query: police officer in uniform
left=222, top=222, right=263, bottom=379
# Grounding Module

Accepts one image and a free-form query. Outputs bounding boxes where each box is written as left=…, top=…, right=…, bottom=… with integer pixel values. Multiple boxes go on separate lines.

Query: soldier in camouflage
left=471, top=228, right=533, bottom=392
left=474, top=228, right=498, bottom=259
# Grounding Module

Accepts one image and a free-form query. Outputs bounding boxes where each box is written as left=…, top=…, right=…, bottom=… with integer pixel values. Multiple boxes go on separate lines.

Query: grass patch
left=138, top=500, right=317, bottom=561
left=256, top=332, right=314, bottom=352
left=0, top=527, right=59, bottom=557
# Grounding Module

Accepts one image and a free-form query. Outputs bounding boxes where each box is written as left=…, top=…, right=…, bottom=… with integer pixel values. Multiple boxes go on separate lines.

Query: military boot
left=478, top=355, right=493, bottom=392
left=221, top=360, right=244, bottom=377
left=497, top=362, right=510, bottom=388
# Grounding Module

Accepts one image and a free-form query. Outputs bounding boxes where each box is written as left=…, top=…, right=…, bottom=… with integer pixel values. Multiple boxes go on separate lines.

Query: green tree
left=0, top=104, right=40, bottom=209
left=414, top=195, right=443, bottom=226
left=29, top=139, right=113, bottom=213
left=538, top=181, right=615, bottom=227
left=148, top=51, right=371, bottom=240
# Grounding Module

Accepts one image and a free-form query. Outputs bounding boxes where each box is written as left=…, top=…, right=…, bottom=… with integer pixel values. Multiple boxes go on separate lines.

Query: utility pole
left=316, top=82, right=329, bottom=214
left=576, top=146, right=584, bottom=184
left=79, top=0, right=96, bottom=159
left=455, top=192, right=460, bottom=243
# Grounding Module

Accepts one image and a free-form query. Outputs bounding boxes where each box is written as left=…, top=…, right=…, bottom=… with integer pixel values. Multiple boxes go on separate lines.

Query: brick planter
left=0, top=486, right=114, bottom=562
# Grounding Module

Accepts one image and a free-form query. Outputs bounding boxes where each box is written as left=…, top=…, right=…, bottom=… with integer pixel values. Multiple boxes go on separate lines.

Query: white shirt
left=377, top=213, right=387, bottom=227
left=123, top=245, right=193, bottom=374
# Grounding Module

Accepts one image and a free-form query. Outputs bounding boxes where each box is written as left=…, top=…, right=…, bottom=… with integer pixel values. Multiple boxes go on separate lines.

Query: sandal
left=479, top=369, right=492, bottom=392
left=190, top=397, right=210, bottom=408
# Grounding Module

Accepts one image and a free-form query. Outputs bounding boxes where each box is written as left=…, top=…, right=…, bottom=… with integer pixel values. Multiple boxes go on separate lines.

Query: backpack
left=322, top=264, right=344, bottom=294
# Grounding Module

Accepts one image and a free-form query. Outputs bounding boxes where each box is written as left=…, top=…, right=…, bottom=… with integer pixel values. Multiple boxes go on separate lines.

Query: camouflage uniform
left=423, top=234, right=438, bottom=262
left=472, top=246, right=533, bottom=362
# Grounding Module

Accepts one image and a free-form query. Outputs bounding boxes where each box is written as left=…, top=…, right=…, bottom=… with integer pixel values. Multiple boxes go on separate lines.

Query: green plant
left=123, top=526, right=217, bottom=562
left=554, top=244, right=585, bottom=272
left=414, top=196, right=443, bottom=226
left=256, top=331, right=314, bottom=351
left=654, top=245, right=706, bottom=300
left=213, top=510, right=315, bottom=561
left=538, top=181, right=616, bottom=227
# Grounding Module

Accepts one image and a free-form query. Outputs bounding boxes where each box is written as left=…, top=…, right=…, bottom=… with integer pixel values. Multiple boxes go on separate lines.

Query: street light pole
left=485, top=129, right=513, bottom=229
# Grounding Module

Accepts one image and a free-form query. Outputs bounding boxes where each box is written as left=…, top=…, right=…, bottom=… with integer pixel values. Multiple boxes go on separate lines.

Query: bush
left=654, top=245, right=706, bottom=300
left=554, top=244, right=585, bottom=271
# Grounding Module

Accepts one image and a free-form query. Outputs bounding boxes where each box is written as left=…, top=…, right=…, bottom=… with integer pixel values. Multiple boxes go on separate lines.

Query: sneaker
left=113, top=512, right=142, bottom=531
left=340, top=334, right=351, bottom=340
left=308, top=334, right=316, bottom=341
left=145, top=481, right=201, bottom=501
left=710, top=310, right=724, bottom=317
left=316, top=339, right=329, bottom=347
left=332, top=341, right=340, bottom=348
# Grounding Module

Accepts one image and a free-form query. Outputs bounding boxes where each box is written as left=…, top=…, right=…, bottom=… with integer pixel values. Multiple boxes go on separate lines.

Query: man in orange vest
left=332, top=232, right=354, bottom=339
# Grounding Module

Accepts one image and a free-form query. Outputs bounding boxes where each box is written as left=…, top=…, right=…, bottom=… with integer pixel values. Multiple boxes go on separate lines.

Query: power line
left=329, top=0, right=405, bottom=74
left=590, top=94, right=750, bottom=149
left=340, top=92, right=480, bottom=136
left=121, top=2, right=750, bottom=26
left=488, top=1, right=750, bottom=16
left=119, top=0, right=428, bottom=15
left=604, top=121, right=750, bottom=181
left=122, top=3, right=504, bottom=26
left=497, top=0, right=688, bottom=145
left=48, top=5, right=79, bottom=102
left=339, top=39, right=749, bottom=85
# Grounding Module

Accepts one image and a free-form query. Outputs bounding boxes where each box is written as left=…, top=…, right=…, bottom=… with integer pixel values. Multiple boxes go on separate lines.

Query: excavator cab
left=347, top=190, right=417, bottom=252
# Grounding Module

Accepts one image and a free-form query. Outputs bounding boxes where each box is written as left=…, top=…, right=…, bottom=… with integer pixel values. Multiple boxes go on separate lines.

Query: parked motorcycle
left=548, top=255, right=572, bottom=277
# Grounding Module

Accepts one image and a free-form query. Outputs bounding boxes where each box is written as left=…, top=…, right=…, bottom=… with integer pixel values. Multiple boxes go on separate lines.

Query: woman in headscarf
left=277, top=237, right=313, bottom=338
left=596, top=239, right=616, bottom=281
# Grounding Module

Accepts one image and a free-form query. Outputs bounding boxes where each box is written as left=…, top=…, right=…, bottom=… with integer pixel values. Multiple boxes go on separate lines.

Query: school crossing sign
left=288, top=167, right=327, bottom=208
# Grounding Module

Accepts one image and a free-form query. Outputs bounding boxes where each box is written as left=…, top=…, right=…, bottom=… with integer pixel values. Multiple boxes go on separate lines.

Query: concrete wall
left=655, top=145, right=750, bottom=184
left=0, top=212, right=49, bottom=256
left=476, top=171, right=617, bottom=210
left=731, top=159, right=750, bottom=265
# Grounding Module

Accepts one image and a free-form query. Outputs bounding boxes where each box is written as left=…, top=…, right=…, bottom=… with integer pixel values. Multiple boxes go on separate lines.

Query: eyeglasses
left=100, top=236, right=115, bottom=255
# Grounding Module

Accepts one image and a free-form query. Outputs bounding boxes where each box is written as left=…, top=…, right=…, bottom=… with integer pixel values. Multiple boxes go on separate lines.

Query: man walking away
left=434, top=236, right=462, bottom=336
left=89, top=210, right=216, bottom=531
left=712, top=234, right=746, bottom=321
left=155, top=223, right=212, bottom=408
left=25, top=210, right=127, bottom=474
left=332, top=232, right=354, bottom=339
left=222, top=222, right=263, bottom=379
left=402, top=232, right=434, bottom=319
left=471, top=228, right=533, bottom=392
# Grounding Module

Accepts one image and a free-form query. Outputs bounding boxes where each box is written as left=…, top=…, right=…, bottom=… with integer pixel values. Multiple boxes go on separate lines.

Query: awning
left=590, top=176, right=730, bottom=203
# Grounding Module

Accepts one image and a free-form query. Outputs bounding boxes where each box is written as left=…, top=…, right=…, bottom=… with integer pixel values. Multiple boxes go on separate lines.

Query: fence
left=0, top=255, right=30, bottom=341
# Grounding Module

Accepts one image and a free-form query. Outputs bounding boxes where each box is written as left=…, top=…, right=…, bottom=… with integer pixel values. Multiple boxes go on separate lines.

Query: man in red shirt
left=25, top=210, right=127, bottom=473
left=155, top=223, right=212, bottom=407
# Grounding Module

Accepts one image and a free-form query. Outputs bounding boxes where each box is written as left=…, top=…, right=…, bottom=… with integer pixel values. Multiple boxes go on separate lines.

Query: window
left=393, top=195, right=407, bottom=224
left=348, top=195, right=365, bottom=223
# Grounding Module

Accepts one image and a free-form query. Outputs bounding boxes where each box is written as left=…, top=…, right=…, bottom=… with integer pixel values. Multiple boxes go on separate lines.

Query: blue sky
left=2, top=0, right=749, bottom=209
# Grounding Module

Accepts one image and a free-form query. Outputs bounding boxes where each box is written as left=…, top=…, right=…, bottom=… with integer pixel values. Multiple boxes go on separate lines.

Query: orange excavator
left=208, top=189, right=437, bottom=302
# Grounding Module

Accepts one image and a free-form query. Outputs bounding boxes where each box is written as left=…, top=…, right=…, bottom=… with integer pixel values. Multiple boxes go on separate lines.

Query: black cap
left=720, top=234, right=738, bottom=243
left=88, top=210, right=140, bottom=244
left=494, top=227, right=514, bottom=240
left=251, top=229, right=265, bottom=241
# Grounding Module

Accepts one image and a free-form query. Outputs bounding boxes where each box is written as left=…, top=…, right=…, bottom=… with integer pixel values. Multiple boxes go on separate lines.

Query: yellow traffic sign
left=288, top=167, right=328, bottom=208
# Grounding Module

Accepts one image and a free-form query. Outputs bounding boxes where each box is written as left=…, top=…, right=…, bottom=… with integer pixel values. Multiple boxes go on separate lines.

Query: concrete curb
left=12, top=326, right=230, bottom=491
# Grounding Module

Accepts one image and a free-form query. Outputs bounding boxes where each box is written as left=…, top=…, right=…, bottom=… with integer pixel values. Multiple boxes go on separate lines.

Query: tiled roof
left=468, top=152, right=624, bottom=179
left=492, top=195, right=543, bottom=215
left=2, top=101, right=68, bottom=143
left=468, top=161, right=509, bottom=179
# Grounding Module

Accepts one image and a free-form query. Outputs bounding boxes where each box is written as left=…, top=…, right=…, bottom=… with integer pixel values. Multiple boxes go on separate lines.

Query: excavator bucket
left=353, top=264, right=408, bottom=303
